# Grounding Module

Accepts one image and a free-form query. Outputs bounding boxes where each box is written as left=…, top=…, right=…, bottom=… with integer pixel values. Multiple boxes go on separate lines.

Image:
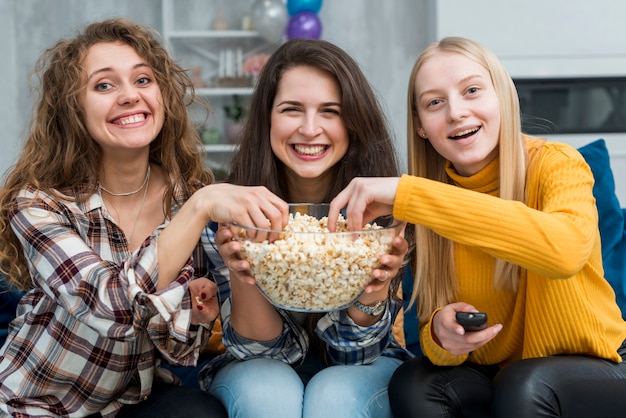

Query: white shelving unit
left=161, top=0, right=279, bottom=177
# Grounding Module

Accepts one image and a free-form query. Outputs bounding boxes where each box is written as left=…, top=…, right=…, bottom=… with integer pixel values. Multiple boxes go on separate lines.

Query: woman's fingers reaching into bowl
left=328, top=177, right=400, bottom=231
left=202, top=183, right=289, bottom=233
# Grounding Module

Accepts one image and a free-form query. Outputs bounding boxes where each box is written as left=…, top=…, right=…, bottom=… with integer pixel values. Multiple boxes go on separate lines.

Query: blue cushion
left=578, top=139, right=626, bottom=319
left=401, top=266, right=422, bottom=356
left=0, top=277, right=24, bottom=348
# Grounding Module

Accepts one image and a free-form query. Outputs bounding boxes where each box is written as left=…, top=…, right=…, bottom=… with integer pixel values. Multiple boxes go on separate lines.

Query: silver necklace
left=128, top=176, right=149, bottom=247
left=99, top=165, right=151, bottom=197
left=99, top=169, right=150, bottom=248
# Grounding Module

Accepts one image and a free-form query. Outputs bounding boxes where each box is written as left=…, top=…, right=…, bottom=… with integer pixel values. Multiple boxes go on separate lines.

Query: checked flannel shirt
left=0, top=185, right=212, bottom=417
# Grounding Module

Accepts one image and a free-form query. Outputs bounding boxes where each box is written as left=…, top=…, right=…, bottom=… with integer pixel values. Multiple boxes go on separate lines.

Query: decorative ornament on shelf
left=250, top=0, right=289, bottom=43
left=189, top=66, right=205, bottom=88
left=223, top=95, right=247, bottom=123
left=242, top=11, right=253, bottom=30
left=223, top=95, right=248, bottom=144
left=217, top=48, right=250, bottom=87
left=212, top=9, right=229, bottom=30
left=243, top=53, right=270, bottom=85
left=201, top=127, right=222, bottom=145
left=286, top=0, right=323, bottom=40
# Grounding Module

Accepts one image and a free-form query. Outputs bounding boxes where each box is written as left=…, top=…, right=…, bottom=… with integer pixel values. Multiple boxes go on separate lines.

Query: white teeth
left=453, top=127, right=478, bottom=137
left=294, top=145, right=326, bottom=156
left=118, top=114, right=145, bottom=125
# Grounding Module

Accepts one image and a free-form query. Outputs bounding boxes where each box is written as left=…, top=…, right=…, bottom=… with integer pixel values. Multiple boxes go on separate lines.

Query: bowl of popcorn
left=231, top=203, right=403, bottom=312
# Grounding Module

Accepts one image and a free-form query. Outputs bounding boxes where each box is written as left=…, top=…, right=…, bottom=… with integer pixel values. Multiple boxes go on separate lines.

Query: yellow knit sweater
left=394, top=138, right=626, bottom=366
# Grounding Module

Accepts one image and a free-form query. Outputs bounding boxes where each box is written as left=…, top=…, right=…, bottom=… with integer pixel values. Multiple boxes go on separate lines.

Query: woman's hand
left=215, top=225, right=282, bottom=340
left=432, top=302, right=503, bottom=356
left=189, top=278, right=219, bottom=326
left=201, top=184, right=289, bottom=232
left=328, top=177, right=401, bottom=231
left=363, top=234, right=409, bottom=294
left=215, top=226, right=256, bottom=285
left=157, top=184, right=287, bottom=292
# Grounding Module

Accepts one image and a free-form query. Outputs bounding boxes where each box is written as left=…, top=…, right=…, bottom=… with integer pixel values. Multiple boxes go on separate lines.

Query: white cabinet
left=430, top=0, right=626, bottom=203
left=161, top=0, right=279, bottom=178
left=430, top=0, right=626, bottom=79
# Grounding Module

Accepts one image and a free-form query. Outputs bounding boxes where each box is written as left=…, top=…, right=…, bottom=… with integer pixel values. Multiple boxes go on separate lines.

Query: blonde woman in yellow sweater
left=328, top=37, right=626, bottom=417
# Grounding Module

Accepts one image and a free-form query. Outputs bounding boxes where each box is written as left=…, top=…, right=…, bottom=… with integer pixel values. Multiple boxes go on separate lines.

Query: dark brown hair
left=228, top=38, right=401, bottom=199
left=228, top=38, right=407, bottom=360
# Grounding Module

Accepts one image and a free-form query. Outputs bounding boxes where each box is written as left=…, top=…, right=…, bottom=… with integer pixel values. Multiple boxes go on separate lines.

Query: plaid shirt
left=0, top=185, right=212, bottom=418
left=197, top=223, right=413, bottom=390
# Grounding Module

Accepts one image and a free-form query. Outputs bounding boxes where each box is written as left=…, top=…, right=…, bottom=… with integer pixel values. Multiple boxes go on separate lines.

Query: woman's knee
left=390, top=357, right=495, bottom=418
left=305, top=365, right=363, bottom=406
left=492, top=358, right=559, bottom=416
left=389, top=357, right=436, bottom=407
left=304, top=358, right=400, bottom=418
left=210, top=358, right=304, bottom=417
left=493, top=356, right=626, bottom=418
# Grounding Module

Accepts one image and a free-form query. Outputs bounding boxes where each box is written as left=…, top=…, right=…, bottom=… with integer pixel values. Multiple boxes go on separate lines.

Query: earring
left=419, top=130, right=427, bottom=138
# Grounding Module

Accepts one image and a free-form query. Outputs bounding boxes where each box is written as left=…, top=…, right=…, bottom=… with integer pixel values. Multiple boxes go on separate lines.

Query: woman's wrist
left=348, top=294, right=388, bottom=325
left=353, top=299, right=387, bottom=316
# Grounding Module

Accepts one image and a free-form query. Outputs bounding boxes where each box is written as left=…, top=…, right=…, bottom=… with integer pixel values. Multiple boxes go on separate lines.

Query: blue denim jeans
left=208, top=355, right=402, bottom=418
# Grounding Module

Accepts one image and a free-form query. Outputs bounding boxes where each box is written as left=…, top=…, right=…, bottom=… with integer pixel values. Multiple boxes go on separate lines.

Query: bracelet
left=353, top=299, right=386, bottom=316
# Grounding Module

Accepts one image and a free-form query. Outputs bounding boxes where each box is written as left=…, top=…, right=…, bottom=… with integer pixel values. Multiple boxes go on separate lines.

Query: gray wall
left=0, top=0, right=426, bottom=178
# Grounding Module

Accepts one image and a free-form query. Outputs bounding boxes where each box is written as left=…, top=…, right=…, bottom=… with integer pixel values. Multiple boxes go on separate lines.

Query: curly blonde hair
left=0, top=18, right=213, bottom=290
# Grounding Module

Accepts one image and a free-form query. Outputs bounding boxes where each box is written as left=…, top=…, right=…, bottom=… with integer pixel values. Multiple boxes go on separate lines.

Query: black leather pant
left=389, top=340, right=626, bottom=418
left=115, top=382, right=227, bottom=418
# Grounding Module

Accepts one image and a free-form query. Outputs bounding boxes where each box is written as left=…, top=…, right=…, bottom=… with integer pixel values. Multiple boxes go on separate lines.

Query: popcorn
left=238, top=212, right=396, bottom=311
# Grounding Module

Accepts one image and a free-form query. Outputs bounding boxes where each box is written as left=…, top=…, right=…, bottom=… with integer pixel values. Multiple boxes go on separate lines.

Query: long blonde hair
left=407, top=37, right=526, bottom=322
left=0, top=18, right=213, bottom=290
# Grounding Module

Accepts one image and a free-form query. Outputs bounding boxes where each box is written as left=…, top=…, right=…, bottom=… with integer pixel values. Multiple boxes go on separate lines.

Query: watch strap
left=353, top=299, right=386, bottom=316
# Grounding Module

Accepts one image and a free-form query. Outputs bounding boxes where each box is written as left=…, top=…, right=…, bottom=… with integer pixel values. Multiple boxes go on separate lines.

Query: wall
left=0, top=0, right=162, bottom=176
left=2, top=0, right=622, bottom=203
left=0, top=0, right=17, bottom=173
left=0, top=0, right=425, bottom=179
left=432, top=0, right=626, bottom=204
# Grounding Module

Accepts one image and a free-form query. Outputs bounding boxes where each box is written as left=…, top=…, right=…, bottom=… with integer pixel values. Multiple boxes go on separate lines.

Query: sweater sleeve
left=393, top=144, right=597, bottom=279
left=420, top=308, right=469, bottom=366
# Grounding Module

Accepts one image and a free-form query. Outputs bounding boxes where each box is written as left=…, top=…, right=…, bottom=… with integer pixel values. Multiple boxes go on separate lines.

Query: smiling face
left=414, top=52, right=500, bottom=176
left=80, top=42, right=165, bottom=158
left=270, top=65, right=349, bottom=194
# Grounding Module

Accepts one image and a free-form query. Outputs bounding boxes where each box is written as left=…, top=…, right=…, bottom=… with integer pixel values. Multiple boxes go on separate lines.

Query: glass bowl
left=230, top=203, right=403, bottom=312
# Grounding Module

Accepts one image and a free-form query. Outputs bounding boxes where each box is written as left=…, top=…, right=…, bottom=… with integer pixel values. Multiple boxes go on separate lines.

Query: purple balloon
left=286, top=12, right=322, bottom=40
left=287, top=0, right=323, bottom=16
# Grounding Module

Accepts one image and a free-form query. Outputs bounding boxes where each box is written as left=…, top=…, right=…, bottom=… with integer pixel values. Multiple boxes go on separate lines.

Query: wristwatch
left=353, top=299, right=386, bottom=316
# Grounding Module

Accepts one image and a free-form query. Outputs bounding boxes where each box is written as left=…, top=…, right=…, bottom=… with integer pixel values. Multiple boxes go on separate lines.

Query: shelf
left=204, top=144, right=238, bottom=153
left=167, top=30, right=261, bottom=39
left=161, top=0, right=276, bottom=174
left=195, top=87, right=254, bottom=96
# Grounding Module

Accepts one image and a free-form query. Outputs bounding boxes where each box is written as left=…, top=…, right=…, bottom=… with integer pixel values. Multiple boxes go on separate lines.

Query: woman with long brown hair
left=0, top=18, right=287, bottom=417
left=198, top=38, right=413, bottom=417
